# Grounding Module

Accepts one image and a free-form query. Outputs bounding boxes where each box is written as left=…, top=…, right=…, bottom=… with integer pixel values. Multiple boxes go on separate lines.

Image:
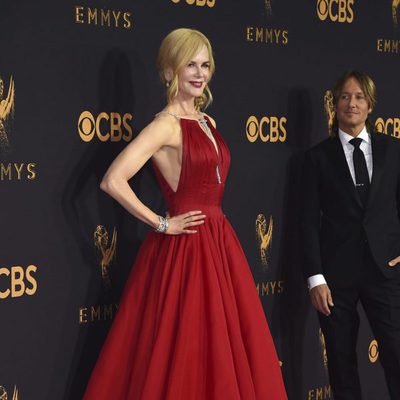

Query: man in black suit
left=301, top=70, right=400, bottom=399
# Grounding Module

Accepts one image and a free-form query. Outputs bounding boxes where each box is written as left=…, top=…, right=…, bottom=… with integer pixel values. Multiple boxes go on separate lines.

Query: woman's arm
left=100, top=117, right=176, bottom=229
left=100, top=116, right=206, bottom=234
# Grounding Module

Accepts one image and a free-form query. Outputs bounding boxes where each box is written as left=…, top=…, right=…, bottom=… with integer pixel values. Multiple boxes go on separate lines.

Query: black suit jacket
left=301, top=131, right=400, bottom=286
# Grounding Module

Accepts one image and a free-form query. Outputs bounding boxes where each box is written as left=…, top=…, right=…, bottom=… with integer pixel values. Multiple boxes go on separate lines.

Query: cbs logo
left=0, top=265, right=38, bottom=299
left=369, top=339, right=379, bottom=363
left=375, top=117, right=400, bottom=138
left=78, top=111, right=133, bottom=143
left=170, top=0, right=215, bottom=7
left=317, top=0, right=354, bottom=23
left=246, top=115, right=287, bottom=143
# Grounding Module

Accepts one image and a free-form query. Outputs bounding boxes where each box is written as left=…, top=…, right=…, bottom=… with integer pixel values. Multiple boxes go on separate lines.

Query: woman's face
left=176, top=45, right=211, bottom=100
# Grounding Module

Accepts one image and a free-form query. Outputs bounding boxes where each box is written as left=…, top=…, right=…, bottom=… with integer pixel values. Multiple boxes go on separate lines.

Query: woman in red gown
left=84, top=28, right=287, bottom=400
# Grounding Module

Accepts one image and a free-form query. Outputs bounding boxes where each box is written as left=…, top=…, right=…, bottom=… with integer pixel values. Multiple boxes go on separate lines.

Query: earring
left=166, top=81, right=170, bottom=88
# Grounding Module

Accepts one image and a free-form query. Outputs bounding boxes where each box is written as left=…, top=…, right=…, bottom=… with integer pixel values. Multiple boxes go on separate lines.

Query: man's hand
left=388, top=256, right=400, bottom=267
left=310, top=284, right=334, bottom=316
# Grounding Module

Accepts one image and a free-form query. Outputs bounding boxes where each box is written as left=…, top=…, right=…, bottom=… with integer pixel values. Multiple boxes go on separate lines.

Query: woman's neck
left=166, top=98, right=200, bottom=118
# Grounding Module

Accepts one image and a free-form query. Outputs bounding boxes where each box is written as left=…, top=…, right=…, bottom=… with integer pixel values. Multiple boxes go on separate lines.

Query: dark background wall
left=1, top=1, right=399, bottom=399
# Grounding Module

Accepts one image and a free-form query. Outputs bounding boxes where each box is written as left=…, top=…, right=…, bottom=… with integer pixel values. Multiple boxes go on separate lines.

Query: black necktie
left=350, top=137, right=370, bottom=207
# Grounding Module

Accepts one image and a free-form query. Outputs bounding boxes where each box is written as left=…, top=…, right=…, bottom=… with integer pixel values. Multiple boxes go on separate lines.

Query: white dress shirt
left=307, top=126, right=373, bottom=290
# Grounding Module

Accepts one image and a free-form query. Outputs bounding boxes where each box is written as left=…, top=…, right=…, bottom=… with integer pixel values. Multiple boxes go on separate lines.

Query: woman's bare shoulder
left=142, top=112, right=179, bottom=134
left=141, top=111, right=181, bottom=147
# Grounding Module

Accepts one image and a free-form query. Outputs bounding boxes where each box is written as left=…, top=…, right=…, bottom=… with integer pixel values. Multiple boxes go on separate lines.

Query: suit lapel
left=366, top=132, right=386, bottom=209
left=327, top=136, right=363, bottom=208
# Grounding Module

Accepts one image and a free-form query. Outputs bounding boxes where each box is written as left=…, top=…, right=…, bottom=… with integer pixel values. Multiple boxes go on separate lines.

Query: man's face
left=335, top=77, right=372, bottom=135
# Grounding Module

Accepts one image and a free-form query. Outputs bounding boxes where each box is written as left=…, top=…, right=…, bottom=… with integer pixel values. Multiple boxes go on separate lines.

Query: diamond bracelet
left=154, top=216, right=169, bottom=233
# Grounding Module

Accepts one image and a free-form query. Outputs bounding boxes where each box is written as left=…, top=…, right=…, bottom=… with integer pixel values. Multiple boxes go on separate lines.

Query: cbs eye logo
left=317, top=0, right=354, bottom=23
left=170, top=0, right=215, bottom=7
left=246, top=115, right=287, bottom=143
left=78, top=111, right=133, bottom=143
left=375, top=117, right=400, bottom=139
left=369, top=339, right=379, bottom=363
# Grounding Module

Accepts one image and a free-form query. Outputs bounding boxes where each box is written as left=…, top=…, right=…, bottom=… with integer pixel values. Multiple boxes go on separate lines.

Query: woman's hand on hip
left=166, top=211, right=206, bottom=235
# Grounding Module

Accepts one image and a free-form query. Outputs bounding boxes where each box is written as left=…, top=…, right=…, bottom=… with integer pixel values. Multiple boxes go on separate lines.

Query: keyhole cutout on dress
left=197, top=118, right=219, bottom=157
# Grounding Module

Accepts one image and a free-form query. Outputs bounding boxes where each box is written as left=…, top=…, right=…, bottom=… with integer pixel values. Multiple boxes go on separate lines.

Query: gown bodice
left=152, top=116, right=231, bottom=217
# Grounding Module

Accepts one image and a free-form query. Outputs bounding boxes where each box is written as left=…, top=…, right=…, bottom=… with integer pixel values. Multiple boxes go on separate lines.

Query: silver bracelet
left=154, top=216, right=169, bottom=233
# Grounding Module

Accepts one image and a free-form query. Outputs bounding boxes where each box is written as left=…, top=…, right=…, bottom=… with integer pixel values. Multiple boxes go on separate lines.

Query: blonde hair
left=157, top=28, right=215, bottom=110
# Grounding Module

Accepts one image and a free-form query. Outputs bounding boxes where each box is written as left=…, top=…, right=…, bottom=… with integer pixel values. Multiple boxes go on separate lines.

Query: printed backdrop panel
left=1, top=1, right=399, bottom=399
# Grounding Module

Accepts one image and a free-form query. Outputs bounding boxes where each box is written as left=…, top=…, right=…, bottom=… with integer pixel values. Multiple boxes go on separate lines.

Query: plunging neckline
left=196, top=117, right=220, bottom=157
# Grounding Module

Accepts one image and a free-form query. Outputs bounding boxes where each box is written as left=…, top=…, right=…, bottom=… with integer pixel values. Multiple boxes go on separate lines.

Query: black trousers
left=318, top=246, right=400, bottom=400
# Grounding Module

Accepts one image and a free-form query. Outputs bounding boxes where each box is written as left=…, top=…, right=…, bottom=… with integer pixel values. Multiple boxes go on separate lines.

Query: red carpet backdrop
left=0, top=1, right=399, bottom=399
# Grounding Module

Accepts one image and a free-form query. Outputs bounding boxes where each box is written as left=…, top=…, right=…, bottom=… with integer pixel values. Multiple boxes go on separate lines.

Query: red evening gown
left=83, top=115, right=287, bottom=400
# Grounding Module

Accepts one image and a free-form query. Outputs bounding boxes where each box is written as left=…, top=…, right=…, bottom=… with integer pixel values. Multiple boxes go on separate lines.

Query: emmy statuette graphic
left=256, top=214, right=273, bottom=268
left=319, top=328, right=328, bottom=369
left=324, top=90, right=335, bottom=135
left=94, top=225, right=117, bottom=289
left=0, top=76, right=15, bottom=149
left=393, top=0, right=400, bottom=27
left=0, top=386, right=19, bottom=400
